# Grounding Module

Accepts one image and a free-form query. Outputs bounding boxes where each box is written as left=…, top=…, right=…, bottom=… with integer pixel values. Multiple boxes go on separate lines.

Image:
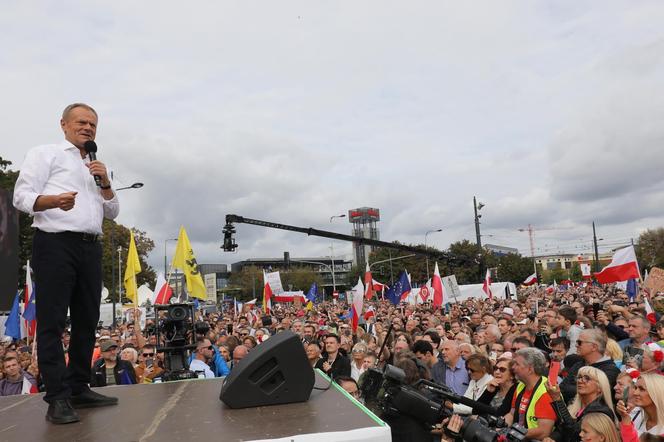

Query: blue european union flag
left=5, top=292, right=21, bottom=341
left=385, top=271, right=411, bottom=305
left=626, top=279, right=638, bottom=302
left=306, top=282, right=318, bottom=303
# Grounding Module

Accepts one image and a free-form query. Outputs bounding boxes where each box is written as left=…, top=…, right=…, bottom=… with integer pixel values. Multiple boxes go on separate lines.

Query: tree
left=542, top=267, right=567, bottom=285
left=228, top=265, right=266, bottom=300
left=102, top=220, right=156, bottom=303
left=227, top=265, right=323, bottom=301
left=0, top=156, right=156, bottom=297
left=569, top=262, right=583, bottom=282
left=281, top=267, right=323, bottom=293
left=636, top=228, right=664, bottom=271
left=495, top=253, right=534, bottom=284
left=0, top=157, right=35, bottom=281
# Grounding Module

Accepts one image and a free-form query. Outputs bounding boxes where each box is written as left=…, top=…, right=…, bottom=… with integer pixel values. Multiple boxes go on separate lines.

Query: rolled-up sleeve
left=103, top=193, right=120, bottom=220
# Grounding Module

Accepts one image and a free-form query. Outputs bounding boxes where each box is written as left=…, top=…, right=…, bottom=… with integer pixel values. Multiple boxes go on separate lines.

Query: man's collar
left=60, top=139, right=78, bottom=151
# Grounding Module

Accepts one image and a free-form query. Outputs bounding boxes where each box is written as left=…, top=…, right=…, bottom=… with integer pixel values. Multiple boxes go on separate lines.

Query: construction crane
left=517, top=224, right=572, bottom=277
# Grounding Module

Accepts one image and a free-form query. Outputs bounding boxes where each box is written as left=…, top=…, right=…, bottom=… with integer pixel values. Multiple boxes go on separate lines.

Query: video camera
left=154, top=303, right=198, bottom=382
left=360, top=364, right=526, bottom=442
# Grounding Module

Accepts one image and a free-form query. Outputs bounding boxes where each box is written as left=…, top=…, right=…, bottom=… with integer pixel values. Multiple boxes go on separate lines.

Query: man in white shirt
left=189, top=339, right=215, bottom=378
left=13, top=103, right=120, bottom=425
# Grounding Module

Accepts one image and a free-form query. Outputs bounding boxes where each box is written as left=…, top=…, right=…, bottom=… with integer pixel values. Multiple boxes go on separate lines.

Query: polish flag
left=23, top=262, right=36, bottom=338
left=153, top=273, right=173, bottom=304
left=523, top=273, right=537, bottom=286
left=482, top=269, right=493, bottom=299
left=594, top=246, right=640, bottom=284
left=351, top=278, right=364, bottom=332
left=21, top=377, right=38, bottom=395
left=262, top=271, right=273, bottom=314
left=432, top=262, right=444, bottom=308
left=372, top=279, right=387, bottom=293
left=364, top=263, right=374, bottom=300
left=645, top=297, right=657, bottom=325
left=363, top=306, right=375, bottom=321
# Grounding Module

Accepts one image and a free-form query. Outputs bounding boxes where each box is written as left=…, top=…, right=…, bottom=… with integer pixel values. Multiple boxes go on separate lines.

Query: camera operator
left=383, top=356, right=436, bottom=442
left=504, top=348, right=556, bottom=441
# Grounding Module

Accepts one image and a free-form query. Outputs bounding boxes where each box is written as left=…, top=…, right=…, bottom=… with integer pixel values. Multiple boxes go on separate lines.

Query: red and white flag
left=364, top=263, right=374, bottom=301
left=432, top=262, right=444, bottom=308
left=594, top=245, right=640, bottom=284
left=363, top=306, right=375, bottom=321
left=523, top=273, right=537, bottom=286
left=351, top=277, right=364, bottom=332
left=24, top=261, right=36, bottom=338
left=21, top=377, right=38, bottom=394
left=372, top=279, right=387, bottom=293
left=262, top=271, right=273, bottom=314
left=482, top=269, right=493, bottom=299
left=645, top=296, right=657, bottom=324
left=153, top=273, right=174, bottom=305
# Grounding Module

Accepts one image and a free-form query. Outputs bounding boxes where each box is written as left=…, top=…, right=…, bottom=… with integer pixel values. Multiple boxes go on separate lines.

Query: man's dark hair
left=512, top=336, right=532, bottom=348
left=521, top=328, right=536, bottom=340
left=558, top=305, right=577, bottom=324
left=423, top=329, right=441, bottom=346
left=412, top=340, right=434, bottom=356
left=550, top=336, right=570, bottom=350
left=335, top=375, right=358, bottom=388
left=325, top=333, right=340, bottom=343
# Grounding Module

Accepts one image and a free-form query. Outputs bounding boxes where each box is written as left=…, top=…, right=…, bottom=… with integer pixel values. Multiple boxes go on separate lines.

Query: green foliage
left=495, top=253, right=535, bottom=284
left=542, top=267, right=568, bottom=285
left=102, top=220, right=156, bottom=302
left=281, top=267, right=324, bottom=293
left=1, top=157, right=35, bottom=279
left=227, top=265, right=323, bottom=301
left=636, top=228, right=664, bottom=270
left=227, top=265, right=264, bottom=300
left=0, top=156, right=155, bottom=296
left=569, top=262, right=583, bottom=281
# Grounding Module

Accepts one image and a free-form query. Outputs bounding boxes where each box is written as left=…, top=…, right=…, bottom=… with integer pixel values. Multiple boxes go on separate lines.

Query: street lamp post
left=424, top=228, right=443, bottom=277
left=473, top=196, right=485, bottom=279
left=117, top=245, right=123, bottom=318
left=164, top=238, right=178, bottom=275
left=110, top=182, right=144, bottom=327
left=329, top=214, right=346, bottom=294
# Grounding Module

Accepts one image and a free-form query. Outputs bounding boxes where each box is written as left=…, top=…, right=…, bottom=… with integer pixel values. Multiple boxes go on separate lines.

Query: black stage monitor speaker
left=220, top=330, right=314, bottom=408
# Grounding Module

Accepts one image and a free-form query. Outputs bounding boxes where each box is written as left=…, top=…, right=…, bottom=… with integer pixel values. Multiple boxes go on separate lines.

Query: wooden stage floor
left=0, top=372, right=388, bottom=442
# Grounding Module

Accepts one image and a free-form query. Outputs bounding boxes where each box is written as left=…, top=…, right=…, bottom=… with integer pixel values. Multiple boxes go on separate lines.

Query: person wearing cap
left=12, top=103, right=120, bottom=424
left=90, top=340, right=136, bottom=387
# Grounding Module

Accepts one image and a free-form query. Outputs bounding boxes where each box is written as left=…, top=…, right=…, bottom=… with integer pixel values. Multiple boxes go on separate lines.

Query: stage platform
left=0, top=371, right=390, bottom=442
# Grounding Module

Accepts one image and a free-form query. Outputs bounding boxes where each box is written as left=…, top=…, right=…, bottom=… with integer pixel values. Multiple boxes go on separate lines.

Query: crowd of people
left=2, top=284, right=664, bottom=441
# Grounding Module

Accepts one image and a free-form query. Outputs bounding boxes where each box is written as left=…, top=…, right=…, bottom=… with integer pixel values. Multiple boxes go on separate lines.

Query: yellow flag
left=172, top=226, right=207, bottom=300
left=124, top=230, right=142, bottom=305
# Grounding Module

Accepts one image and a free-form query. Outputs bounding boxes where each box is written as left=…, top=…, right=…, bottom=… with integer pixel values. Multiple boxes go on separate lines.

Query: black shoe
left=70, top=389, right=119, bottom=409
left=46, top=400, right=80, bottom=425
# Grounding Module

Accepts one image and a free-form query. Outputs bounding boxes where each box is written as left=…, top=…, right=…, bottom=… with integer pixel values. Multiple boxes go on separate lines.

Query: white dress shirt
left=453, top=373, right=493, bottom=415
left=13, top=140, right=119, bottom=234
left=189, top=358, right=215, bottom=379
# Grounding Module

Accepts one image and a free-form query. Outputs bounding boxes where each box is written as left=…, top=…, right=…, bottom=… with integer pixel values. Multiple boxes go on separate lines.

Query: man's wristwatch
left=100, top=183, right=112, bottom=189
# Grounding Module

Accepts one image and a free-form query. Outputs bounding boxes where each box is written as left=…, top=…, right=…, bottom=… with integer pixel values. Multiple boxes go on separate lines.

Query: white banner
left=442, top=275, right=461, bottom=298
left=265, top=271, right=285, bottom=294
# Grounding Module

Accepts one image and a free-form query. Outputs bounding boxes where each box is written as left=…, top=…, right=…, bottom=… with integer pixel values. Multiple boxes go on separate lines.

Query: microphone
left=83, top=140, right=102, bottom=187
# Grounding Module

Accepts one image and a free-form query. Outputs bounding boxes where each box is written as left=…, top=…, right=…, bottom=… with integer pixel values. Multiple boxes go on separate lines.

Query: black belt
left=36, top=229, right=101, bottom=242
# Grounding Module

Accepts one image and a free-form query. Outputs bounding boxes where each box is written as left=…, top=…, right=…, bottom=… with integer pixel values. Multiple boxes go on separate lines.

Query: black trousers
left=32, top=230, right=102, bottom=402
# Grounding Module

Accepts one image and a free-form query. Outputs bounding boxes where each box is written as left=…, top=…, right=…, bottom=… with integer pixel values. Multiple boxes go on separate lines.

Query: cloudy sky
left=3, top=1, right=664, bottom=275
